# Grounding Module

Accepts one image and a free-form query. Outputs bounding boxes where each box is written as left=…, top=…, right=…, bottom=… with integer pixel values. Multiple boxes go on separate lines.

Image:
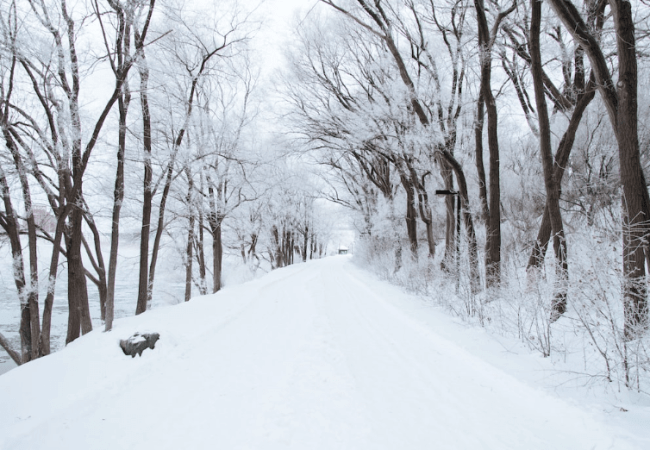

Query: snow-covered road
left=0, top=256, right=643, bottom=449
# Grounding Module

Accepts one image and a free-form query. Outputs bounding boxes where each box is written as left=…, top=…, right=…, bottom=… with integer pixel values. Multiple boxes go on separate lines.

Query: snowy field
left=1, top=255, right=648, bottom=449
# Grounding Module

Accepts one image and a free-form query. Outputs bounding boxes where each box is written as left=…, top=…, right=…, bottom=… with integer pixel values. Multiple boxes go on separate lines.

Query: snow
left=0, top=241, right=257, bottom=373
left=0, top=256, right=648, bottom=449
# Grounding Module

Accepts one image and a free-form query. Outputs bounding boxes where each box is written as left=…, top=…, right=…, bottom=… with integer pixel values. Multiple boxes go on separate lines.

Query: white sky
left=253, top=0, right=321, bottom=74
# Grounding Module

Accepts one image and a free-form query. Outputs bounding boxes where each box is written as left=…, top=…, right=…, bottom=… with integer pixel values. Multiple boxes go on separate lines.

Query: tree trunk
left=185, top=221, right=195, bottom=302
left=411, top=164, right=436, bottom=259
left=138, top=35, right=216, bottom=310
left=41, top=215, right=65, bottom=355
left=527, top=80, right=595, bottom=271
left=249, top=233, right=259, bottom=261
left=400, top=174, right=418, bottom=258
left=530, top=0, right=568, bottom=320
left=272, top=225, right=282, bottom=268
left=474, top=93, right=489, bottom=220
left=439, top=149, right=481, bottom=293
left=184, top=173, right=195, bottom=302
left=135, top=37, right=153, bottom=321
left=105, top=1, right=133, bottom=331
left=197, top=208, right=207, bottom=295
left=66, top=205, right=92, bottom=343
left=0, top=332, right=21, bottom=366
left=240, top=242, right=247, bottom=264
left=424, top=218, right=436, bottom=259
left=546, top=0, right=650, bottom=335
left=611, top=0, right=650, bottom=336
left=212, top=218, right=223, bottom=292
left=0, top=165, right=29, bottom=362
left=106, top=84, right=130, bottom=329
left=4, top=127, right=41, bottom=359
left=302, top=226, right=309, bottom=262
left=475, top=0, right=502, bottom=287
left=24, top=203, right=40, bottom=362
left=441, top=161, right=455, bottom=266
left=97, top=276, right=108, bottom=321
left=83, top=216, right=107, bottom=321
left=144, top=161, right=175, bottom=312
left=63, top=0, right=92, bottom=344
left=284, top=228, right=290, bottom=266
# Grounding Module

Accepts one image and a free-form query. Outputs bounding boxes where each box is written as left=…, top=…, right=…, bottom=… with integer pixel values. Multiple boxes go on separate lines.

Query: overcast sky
left=253, top=0, right=320, bottom=74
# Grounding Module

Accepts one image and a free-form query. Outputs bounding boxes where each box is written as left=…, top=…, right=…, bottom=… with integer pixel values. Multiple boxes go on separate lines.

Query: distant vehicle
left=338, top=246, right=348, bottom=255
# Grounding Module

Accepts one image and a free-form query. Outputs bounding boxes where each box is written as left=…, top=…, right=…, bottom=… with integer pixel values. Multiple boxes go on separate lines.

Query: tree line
left=0, top=0, right=329, bottom=366
left=282, top=0, right=650, bottom=340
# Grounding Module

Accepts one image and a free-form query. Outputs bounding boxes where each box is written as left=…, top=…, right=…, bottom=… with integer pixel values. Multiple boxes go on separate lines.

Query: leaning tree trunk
left=0, top=332, right=21, bottom=366
left=530, top=0, right=568, bottom=321
left=527, top=81, right=595, bottom=271
left=143, top=160, right=175, bottom=313
left=546, top=0, right=650, bottom=336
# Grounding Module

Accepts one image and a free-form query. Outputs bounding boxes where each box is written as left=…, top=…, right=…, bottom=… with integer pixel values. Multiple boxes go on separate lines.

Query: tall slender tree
left=545, top=0, right=650, bottom=336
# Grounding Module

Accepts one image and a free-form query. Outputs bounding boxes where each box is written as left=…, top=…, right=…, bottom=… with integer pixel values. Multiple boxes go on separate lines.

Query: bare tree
left=98, top=0, right=157, bottom=331
left=319, top=0, right=481, bottom=290
left=528, top=0, right=568, bottom=320
left=135, top=5, right=247, bottom=312
left=473, top=0, right=516, bottom=286
left=0, top=0, right=147, bottom=350
left=546, top=0, right=650, bottom=336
